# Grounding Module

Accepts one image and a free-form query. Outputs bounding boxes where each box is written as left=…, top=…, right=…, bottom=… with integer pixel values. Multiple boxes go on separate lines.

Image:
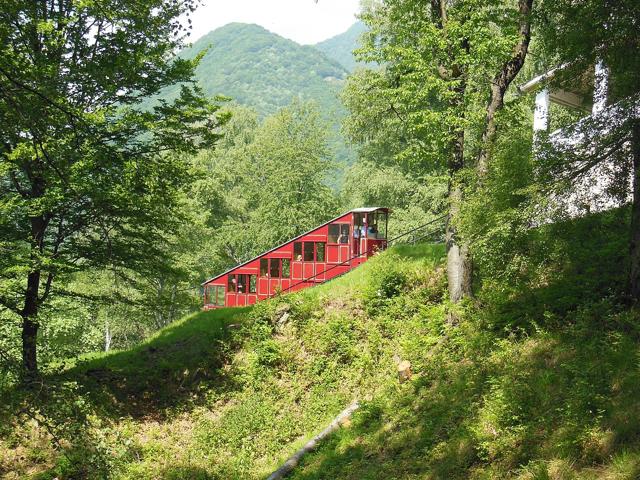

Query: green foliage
left=352, top=0, right=533, bottom=170
left=0, top=0, right=228, bottom=372
left=194, top=101, right=340, bottom=271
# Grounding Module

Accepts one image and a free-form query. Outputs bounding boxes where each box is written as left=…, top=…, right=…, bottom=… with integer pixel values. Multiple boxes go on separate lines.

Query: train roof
left=201, top=207, right=388, bottom=286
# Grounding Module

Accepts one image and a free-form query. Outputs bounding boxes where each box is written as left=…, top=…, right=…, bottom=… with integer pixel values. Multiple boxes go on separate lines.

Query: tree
left=340, top=69, right=448, bottom=237
left=0, top=0, right=227, bottom=376
left=195, top=102, right=339, bottom=273
left=353, top=0, right=536, bottom=303
left=534, top=0, right=640, bottom=301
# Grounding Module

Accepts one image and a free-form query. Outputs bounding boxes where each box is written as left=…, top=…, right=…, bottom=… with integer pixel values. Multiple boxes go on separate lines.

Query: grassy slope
left=3, top=212, right=640, bottom=479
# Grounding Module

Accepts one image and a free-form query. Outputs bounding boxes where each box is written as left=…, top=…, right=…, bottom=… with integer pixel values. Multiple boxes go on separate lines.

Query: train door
left=236, top=274, right=248, bottom=306
left=315, top=242, right=326, bottom=281
left=280, top=258, right=291, bottom=293
left=258, top=259, right=269, bottom=297
left=292, top=242, right=304, bottom=280
left=327, top=223, right=350, bottom=264
left=302, top=242, right=315, bottom=279
left=269, top=258, right=281, bottom=294
left=247, top=274, right=258, bottom=304
left=226, top=274, right=237, bottom=307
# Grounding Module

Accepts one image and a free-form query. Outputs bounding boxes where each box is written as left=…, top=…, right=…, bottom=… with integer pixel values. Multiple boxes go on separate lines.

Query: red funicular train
left=202, top=207, right=389, bottom=309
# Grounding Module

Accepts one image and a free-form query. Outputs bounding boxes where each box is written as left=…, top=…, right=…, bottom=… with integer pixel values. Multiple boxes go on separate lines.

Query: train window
left=328, top=224, right=339, bottom=243
left=238, top=274, right=247, bottom=293
left=260, top=258, right=268, bottom=276
left=249, top=275, right=257, bottom=293
left=270, top=258, right=281, bottom=278
left=216, top=286, right=225, bottom=306
left=205, top=286, right=214, bottom=304
left=329, top=224, right=349, bottom=244
left=316, top=242, right=325, bottom=262
left=228, top=274, right=236, bottom=292
left=303, top=242, right=314, bottom=262
left=376, top=211, right=388, bottom=239
left=294, top=242, right=302, bottom=261
left=340, top=224, right=349, bottom=243
left=282, top=259, right=290, bottom=278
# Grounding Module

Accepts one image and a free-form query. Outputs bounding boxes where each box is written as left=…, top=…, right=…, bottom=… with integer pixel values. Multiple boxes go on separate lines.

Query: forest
left=1, top=0, right=639, bottom=478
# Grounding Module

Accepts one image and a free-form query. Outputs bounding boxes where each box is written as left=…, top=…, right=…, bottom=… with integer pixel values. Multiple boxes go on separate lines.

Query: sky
left=187, top=0, right=362, bottom=45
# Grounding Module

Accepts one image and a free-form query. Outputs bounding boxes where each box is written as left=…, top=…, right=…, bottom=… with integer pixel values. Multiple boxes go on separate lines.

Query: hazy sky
left=187, top=0, right=361, bottom=45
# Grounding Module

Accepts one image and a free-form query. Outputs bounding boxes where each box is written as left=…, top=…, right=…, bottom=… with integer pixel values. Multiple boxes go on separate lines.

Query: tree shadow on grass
left=478, top=207, right=629, bottom=331
left=290, top=307, right=640, bottom=479
left=66, top=306, right=252, bottom=420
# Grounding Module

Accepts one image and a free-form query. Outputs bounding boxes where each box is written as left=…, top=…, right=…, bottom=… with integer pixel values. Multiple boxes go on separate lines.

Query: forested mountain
left=157, top=23, right=356, bottom=169
left=176, top=23, right=347, bottom=116
left=314, top=21, right=368, bottom=72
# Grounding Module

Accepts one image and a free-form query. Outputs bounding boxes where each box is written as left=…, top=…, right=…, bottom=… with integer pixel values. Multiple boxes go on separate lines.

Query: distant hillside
left=314, top=21, right=368, bottom=72
left=177, top=23, right=347, bottom=116
left=153, top=23, right=355, bottom=172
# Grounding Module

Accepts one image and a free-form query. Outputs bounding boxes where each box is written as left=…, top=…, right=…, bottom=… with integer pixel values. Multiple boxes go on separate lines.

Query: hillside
left=176, top=23, right=347, bottom=116
left=155, top=23, right=355, bottom=169
left=314, top=21, right=368, bottom=72
left=3, top=209, right=640, bottom=479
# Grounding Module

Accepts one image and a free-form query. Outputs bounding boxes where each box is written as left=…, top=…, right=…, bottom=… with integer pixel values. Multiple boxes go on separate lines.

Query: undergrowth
left=1, top=229, right=640, bottom=479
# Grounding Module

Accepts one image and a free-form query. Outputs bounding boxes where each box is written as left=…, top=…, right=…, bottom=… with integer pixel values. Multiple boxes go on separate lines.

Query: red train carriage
left=202, top=207, right=389, bottom=309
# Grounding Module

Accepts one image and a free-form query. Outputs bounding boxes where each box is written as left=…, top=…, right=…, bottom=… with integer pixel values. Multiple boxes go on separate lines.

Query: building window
left=304, top=242, right=314, bottom=262
left=270, top=258, right=281, bottom=278
left=282, top=259, right=290, bottom=278
left=228, top=274, right=236, bottom=293
left=216, top=286, right=225, bottom=306
left=316, top=242, right=325, bottom=262
left=249, top=275, right=257, bottom=293
left=238, top=274, right=247, bottom=293
left=294, top=242, right=302, bottom=261
left=260, top=258, right=268, bottom=276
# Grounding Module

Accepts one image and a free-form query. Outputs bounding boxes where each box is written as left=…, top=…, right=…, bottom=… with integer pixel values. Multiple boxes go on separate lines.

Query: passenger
left=368, top=225, right=378, bottom=238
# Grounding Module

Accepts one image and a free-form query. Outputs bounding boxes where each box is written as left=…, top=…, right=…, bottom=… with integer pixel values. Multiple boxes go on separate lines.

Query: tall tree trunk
left=104, top=319, right=112, bottom=352
left=21, top=212, right=46, bottom=376
left=21, top=275, right=39, bottom=376
left=447, top=127, right=473, bottom=302
left=429, top=0, right=473, bottom=303
left=629, top=120, right=640, bottom=302
left=477, top=0, right=534, bottom=178
left=21, top=269, right=41, bottom=376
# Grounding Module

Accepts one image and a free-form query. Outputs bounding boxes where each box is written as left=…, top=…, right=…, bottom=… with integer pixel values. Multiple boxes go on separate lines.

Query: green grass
left=3, top=228, right=640, bottom=480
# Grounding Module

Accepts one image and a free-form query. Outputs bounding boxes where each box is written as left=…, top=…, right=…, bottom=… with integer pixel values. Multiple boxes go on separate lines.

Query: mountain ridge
left=157, top=22, right=356, bottom=170
left=314, top=21, right=368, bottom=72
